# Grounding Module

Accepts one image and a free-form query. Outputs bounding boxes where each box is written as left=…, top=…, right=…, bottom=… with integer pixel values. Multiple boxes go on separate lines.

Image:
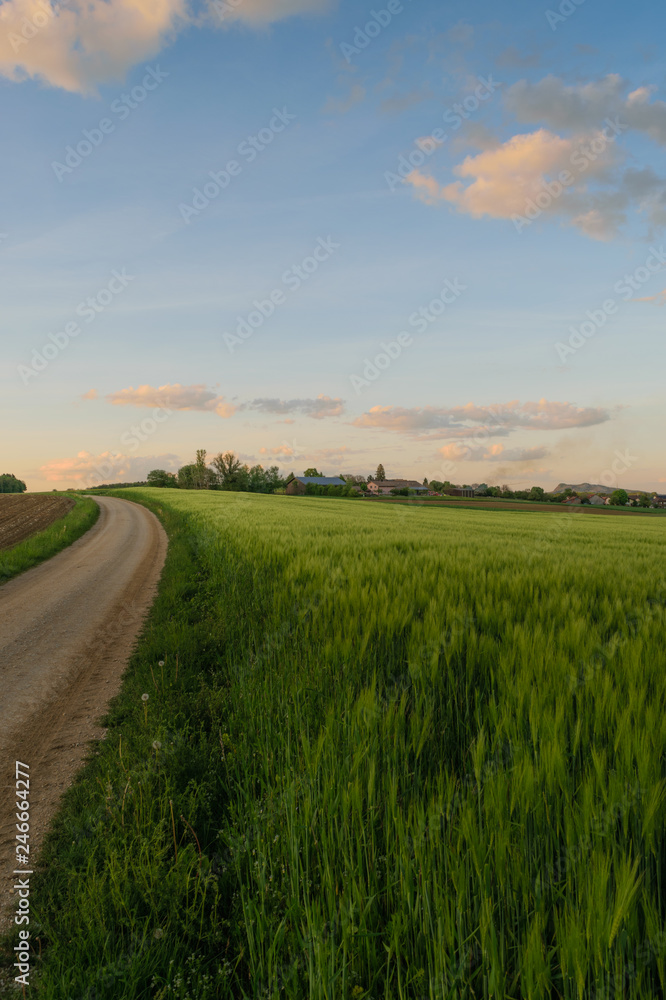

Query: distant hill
left=552, top=483, right=614, bottom=495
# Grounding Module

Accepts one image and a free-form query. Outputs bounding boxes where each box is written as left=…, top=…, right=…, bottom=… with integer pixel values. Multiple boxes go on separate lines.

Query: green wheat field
left=24, top=490, right=666, bottom=999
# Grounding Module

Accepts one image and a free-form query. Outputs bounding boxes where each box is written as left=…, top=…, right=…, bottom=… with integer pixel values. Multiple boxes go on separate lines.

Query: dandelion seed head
left=141, top=693, right=149, bottom=702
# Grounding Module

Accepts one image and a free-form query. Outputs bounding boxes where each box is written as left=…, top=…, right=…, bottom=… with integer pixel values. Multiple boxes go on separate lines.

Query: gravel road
left=0, top=496, right=167, bottom=932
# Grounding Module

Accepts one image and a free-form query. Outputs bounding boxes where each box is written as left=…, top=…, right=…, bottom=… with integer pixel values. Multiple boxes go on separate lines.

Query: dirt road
left=0, top=496, right=167, bottom=933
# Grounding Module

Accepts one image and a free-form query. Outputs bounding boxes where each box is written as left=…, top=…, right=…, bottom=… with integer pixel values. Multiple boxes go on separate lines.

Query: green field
left=21, top=489, right=666, bottom=999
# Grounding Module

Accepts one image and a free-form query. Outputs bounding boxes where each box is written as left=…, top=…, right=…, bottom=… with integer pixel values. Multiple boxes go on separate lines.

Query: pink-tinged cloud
left=404, top=74, right=666, bottom=241
left=106, top=383, right=235, bottom=418
left=81, top=389, right=98, bottom=400
left=40, top=451, right=181, bottom=484
left=404, top=121, right=666, bottom=241
left=259, top=445, right=298, bottom=459
left=405, top=127, right=632, bottom=241
left=0, top=0, right=335, bottom=93
left=439, top=443, right=550, bottom=463
left=634, top=289, right=666, bottom=305
left=352, top=400, right=610, bottom=438
left=0, top=0, right=186, bottom=94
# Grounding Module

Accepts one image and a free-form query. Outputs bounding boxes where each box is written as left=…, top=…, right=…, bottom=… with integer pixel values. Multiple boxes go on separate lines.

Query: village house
left=652, top=494, right=666, bottom=508
left=588, top=494, right=607, bottom=506
left=286, top=476, right=347, bottom=495
left=366, top=479, right=429, bottom=495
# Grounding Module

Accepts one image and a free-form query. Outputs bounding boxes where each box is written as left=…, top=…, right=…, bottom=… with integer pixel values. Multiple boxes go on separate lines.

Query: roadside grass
left=6, top=489, right=666, bottom=999
left=0, top=495, right=99, bottom=584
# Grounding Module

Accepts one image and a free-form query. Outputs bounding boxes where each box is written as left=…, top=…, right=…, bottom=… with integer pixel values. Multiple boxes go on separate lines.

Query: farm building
left=652, top=494, right=666, bottom=508
left=441, top=487, right=475, bottom=498
left=286, top=476, right=347, bottom=495
left=367, top=479, right=428, bottom=495
left=562, top=496, right=582, bottom=505
left=588, top=494, right=606, bottom=506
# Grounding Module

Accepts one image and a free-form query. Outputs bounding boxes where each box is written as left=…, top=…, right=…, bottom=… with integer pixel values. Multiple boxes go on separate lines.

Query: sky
left=1, top=0, right=665, bottom=492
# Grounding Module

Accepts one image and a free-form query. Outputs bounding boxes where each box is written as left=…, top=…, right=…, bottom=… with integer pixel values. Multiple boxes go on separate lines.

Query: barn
left=286, top=476, right=347, bottom=495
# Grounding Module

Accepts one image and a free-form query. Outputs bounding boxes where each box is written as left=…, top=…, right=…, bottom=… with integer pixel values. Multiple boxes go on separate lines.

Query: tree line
left=0, top=473, right=27, bottom=493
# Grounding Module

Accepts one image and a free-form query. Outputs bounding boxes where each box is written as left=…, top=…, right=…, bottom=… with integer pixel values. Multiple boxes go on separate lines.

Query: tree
left=0, top=473, right=27, bottom=493
left=639, top=493, right=652, bottom=507
left=193, top=449, right=212, bottom=490
left=528, top=486, right=545, bottom=501
left=211, top=451, right=249, bottom=491
left=177, top=464, right=198, bottom=489
left=303, top=468, right=322, bottom=477
left=375, top=464, right=386, bottom=481
left=246, top=464, right=285, bottom=493
left=147, top=469, right=177, bottom=488
left=610, top=489, right=629, bottom=506
left=423, top=477, right=429, bottom=486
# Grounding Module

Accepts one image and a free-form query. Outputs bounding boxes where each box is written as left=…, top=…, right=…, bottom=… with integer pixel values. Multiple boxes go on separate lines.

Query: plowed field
left=0, top=494, right=75, bottom=550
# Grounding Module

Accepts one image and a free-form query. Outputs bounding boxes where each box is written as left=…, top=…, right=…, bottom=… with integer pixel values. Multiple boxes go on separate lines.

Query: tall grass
left=0, top=495, right=99, bottom=583
left=19, top=490, right=666, bottom=999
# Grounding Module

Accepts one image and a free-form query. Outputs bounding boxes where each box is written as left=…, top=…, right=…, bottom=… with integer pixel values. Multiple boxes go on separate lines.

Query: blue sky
left=1, top=0, right=665, bottom=490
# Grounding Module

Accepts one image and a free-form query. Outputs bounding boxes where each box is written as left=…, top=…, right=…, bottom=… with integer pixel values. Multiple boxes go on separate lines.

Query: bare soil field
left=0, top=494, right=75, bottom=550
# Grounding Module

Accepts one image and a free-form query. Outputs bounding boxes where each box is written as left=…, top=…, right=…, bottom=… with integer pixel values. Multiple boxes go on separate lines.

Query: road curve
left=0, top=496, right=167, bottom=931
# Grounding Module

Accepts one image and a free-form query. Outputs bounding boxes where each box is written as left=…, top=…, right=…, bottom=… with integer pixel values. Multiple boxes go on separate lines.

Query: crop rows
left=0, top=495, right=74, bottom=550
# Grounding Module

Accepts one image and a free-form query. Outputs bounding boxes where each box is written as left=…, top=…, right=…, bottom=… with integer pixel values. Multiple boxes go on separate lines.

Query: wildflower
left=158, top=660, right=165, bottom=666
left=154, top=928, right=164, bottom=939
left=141, top=693, right=149, bottom=702
left=153, top=740, right=162, bottom=750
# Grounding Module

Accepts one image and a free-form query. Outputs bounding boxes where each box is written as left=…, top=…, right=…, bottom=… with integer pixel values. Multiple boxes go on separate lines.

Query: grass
left=0, top=494, right=99, bottom=583
left=8, top=488, right=666, bottom=999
